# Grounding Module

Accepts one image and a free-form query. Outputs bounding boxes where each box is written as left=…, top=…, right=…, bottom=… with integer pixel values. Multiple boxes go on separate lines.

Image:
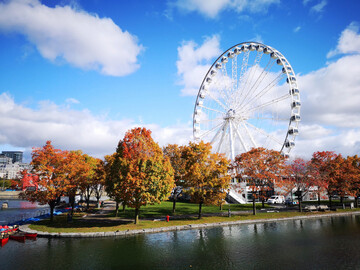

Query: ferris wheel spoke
left=200, top=105, right=226, bottom=115
left=238, top=72, right=286, bottom=111
left=197, top=117, right=224, bottom=123
left=241, top=94, right=290, bottom=115
left=211, top=121, right=227, bottom=144
left=244, top=121, right=283, bottom=146
left=216, top=122, right=229, bottom=153
left=238, top=58, right=276, bottom=107
left=248, top=115, right=288, bottom=121
left=197, top=122, right=224, bottom=140
left=207, top=90, right=228, bottom=111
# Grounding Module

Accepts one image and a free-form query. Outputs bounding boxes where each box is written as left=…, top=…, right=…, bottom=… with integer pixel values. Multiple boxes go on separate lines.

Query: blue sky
left=0, top=0, right=360, bottom=161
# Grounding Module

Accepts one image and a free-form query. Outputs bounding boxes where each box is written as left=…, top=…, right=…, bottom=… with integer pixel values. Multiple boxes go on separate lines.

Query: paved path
left=19, top=209, right=360, bottom=238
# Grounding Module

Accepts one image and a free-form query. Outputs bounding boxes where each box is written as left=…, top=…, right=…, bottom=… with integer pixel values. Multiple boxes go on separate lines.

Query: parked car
left=285, top=198, right=298, bottom=205
left=267, top=195, right=285, bottom=204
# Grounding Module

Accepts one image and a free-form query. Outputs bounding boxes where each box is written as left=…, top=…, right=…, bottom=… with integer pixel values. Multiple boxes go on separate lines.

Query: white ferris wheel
left=193, top=42, right=300, bottom=160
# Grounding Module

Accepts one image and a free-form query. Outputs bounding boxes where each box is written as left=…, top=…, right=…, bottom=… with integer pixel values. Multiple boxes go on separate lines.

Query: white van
left=267, top=195, right=285, bottom=204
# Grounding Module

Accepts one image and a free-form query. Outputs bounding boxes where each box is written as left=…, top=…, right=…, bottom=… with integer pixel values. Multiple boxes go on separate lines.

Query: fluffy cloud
left=327, top=22, right=360, bottom=58
left=0, top=93, right=192, bottom=160
left=293, top=22, right=360, bottom=158
left=170, top=0, right=279, bottom=18
left=176, top=35, right=222, bottom=96
left=310, top=0, right=327, bottom=13
left=0, top=0, right=143, bottom=76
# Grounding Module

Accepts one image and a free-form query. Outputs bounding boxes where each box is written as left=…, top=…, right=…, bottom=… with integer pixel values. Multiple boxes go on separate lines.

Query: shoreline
left=20, top=210, right=360, bottom=238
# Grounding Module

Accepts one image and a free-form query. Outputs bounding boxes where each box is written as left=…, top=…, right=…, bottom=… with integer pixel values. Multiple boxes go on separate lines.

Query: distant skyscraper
left=2, top=151, right=23, bottom=163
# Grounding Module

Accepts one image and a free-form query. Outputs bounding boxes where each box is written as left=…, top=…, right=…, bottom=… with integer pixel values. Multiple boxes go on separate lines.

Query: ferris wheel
left=193, top=42, right=300, bottom=160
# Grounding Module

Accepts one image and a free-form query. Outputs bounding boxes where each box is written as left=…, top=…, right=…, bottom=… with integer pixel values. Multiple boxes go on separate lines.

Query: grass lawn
left=28, top=203, right=359, bottom=234
left=112, top=201, right=272, bottom=219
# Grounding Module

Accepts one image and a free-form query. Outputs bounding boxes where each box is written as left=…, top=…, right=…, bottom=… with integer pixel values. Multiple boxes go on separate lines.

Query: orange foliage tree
left=163, top=144, right=186, bottom=213
left=233, top=147, right=288, bottom=215
left=182, top=141, right=230, bottom=219
left=108, top=127, right=175, bottom=224
left=348, top=155, right=360, bottom=207
left=92, top=158, right=106, bottom=208
left=21, top=141, right=66, bottom=221
left=286, top=158, right=323, bottom=212
left=104, top=152, right=125, bottom=216
left=60, top=150, right=93, bottom=216
left=310, top=151, right=338, bottom=207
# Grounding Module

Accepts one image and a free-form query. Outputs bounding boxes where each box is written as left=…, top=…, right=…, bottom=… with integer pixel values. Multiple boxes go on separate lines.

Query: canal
left=1, top=214, right=360, bottom=269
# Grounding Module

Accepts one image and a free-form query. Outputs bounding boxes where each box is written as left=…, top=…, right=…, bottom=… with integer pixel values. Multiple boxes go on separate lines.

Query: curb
left=20, top=210, right=360, bottom=238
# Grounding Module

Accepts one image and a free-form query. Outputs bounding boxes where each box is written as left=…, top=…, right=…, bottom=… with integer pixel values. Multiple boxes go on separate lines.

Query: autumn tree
left=21, top=141, right=66, bottom=221
left=310, top=151, right=338, bottom=207
left=182, top=141, right=230, bottom=219
left=348, top=155, right=360, bottom=207
left=233, top=147, right=288, bottom=215
left=163, top=144, right=186, bottom=213
left=92, top=159, right=106, bottom=208
left=60, top=150, right=92, bottom=216
left=104, top=152, right=125, bottom=216
left=108, top=127, right=175, bottom=224
left=286, top=158, right=322, bottom=212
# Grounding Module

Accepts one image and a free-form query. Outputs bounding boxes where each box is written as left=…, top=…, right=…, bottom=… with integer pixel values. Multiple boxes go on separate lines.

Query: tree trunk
left=172, top=199, right=176, bottom=214
left=86, top=186, right=91, bottom=209
left=97, top=198, right=100, bottom=208
left=134, top=208, right=139, bottom=224
left=299, top=196, right=302, bottom=213
left=262, top=199, right=265, bottom=208
left=49, top=200, right=56, bottom=222
left=340, top=196, right=343, bottom=204
left=253, top=196, right=256, bottom=215
left=355, top=195, right=359, bottom=208
left=219, top=203, right=223, bottom=211
left=115, top=201, right=119, bottom=217
left=69, top=194, right=75, bottom=216
left=122, top=203, right=126, bottom=212
left=198, top=202, right=203, bottom=219
left=329, top=195, right=332, bottom=208
left=318, top=192, right=321, bottom=206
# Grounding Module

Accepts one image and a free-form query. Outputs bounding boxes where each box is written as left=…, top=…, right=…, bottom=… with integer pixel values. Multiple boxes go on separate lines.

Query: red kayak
left=9, top=234, right=26, bottom=242
left=0, top=236, right=9, bottom=246
left=25, top=233, right=38, bottom=239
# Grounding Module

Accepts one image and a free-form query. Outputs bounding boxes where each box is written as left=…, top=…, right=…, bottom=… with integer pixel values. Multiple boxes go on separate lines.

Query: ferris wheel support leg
left=229, top=121, right=236, bottom=161
left=242, top=122, right=257, bottom=148
left=233, top=123, right=248, bottom=153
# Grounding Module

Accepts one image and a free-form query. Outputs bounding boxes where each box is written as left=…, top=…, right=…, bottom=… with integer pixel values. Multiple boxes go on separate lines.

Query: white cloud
left=327, top=22, right=360, bottom=58
left=176, top=35, right=222, bottom=96
left=170, top=0, right=279, bottom=18
left=292, top=23, right=360, bottom=158
left=310, top=0, right=327, bottom=13
left=302, top=0, right=312, bottom=5
left=0, top=93, right=193, bottom=160
left=293, top=26, right=301, bottom=33
left=65, top=98, right=80, bottom=104
left=0, top=0, right=143, bottom=76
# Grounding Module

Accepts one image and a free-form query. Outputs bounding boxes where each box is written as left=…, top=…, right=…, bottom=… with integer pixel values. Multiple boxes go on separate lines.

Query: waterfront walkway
left=20, top=205, right=360, bottom=238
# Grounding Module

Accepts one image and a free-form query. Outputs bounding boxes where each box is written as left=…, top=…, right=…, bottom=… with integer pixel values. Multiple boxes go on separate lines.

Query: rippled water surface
left=1, top=214, right=360, bottom=270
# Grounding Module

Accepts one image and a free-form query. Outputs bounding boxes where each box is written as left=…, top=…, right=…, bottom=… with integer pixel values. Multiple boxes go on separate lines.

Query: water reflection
left=0, top=215, right=360, bottom=269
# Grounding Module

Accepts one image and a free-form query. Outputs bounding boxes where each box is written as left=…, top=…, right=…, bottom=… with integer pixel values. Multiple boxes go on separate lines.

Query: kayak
left=9, top=234, right=26, bottom=242
left=25, top=233, right=38, bottom=239
left=0, top=236, right=9, bottom=246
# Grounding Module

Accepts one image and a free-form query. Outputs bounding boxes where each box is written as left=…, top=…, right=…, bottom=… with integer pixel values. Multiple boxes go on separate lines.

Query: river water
left=0, top=199, right=49, bottom=225
left=1, top=214, right=360, bottom=269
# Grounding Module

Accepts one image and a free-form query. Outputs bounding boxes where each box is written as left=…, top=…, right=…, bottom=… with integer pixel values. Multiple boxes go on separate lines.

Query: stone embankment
left=20, top=210, right=360, bottom=238
left=0, top=191, right=21, bottom=199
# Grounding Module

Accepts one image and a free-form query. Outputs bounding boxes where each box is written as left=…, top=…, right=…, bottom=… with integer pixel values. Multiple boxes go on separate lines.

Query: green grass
left=112, top=201, right=272, bottom=219
left=29, top=208, right=360, bottom=234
